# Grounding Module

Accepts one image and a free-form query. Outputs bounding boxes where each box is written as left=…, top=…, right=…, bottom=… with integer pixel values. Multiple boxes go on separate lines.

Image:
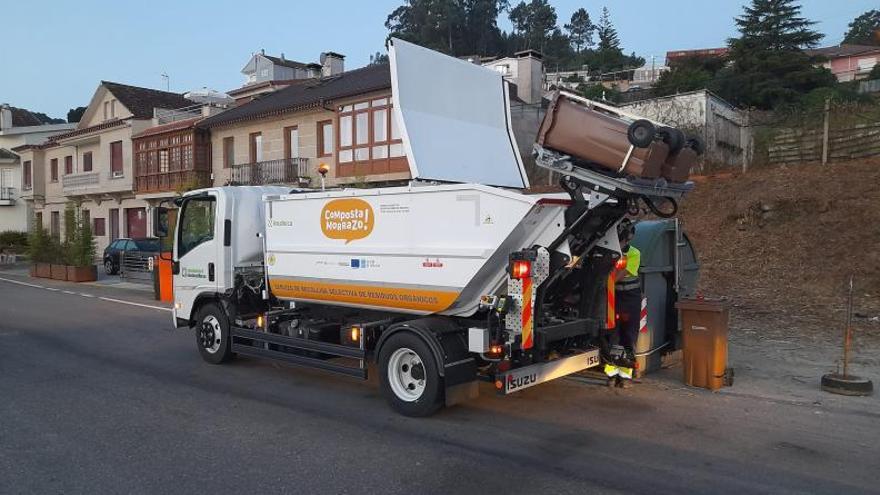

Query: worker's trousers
left=615, top=288, right=641, bottom=352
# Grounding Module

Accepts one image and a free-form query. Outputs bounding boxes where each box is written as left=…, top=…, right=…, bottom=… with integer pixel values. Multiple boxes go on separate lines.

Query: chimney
left=0, top=103, right=11, bottom=131
left=514, top=50, right=544, bottom=105
left=321, top=52, right=345, bottom=77
left=261, top=48, right=265, bottom=56
left=280, top=52, right=285, bottom=61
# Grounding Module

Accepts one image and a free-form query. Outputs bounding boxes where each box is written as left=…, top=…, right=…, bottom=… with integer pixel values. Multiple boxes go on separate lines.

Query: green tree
left=564, top=8, right=594, bottom=53
left=576, top=82, right=620, bottom=103
left=27, top=217, right=49, bottom=263
left=595, top=7, right=619, bottom=52
left=714, top=0, right=834, bottom=109
left=385, top=0, right=507, bottom=56
left=653, top=55, right=726, bottom=97
left=67, top=106, right=86, bottom=123
left=843, top=10, right=880, bottom=46
left=507, top=0, right=557, bottom=52
left=369, top=51, right=389, bottom=65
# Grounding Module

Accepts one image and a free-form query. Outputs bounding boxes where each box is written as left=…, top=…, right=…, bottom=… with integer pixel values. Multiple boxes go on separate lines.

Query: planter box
left=34, top=262, right=52, bottom=278
left=50, top=264, right=68, bottom=281
left=67, top=265, right=97, bottom=283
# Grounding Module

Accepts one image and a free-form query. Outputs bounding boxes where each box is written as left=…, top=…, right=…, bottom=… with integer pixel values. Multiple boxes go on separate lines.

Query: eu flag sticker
left=350, top=259, right=361, bottom=268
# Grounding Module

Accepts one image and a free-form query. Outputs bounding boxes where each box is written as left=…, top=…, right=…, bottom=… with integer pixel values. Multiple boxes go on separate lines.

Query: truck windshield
left=178, top=197, right=216, bottom=258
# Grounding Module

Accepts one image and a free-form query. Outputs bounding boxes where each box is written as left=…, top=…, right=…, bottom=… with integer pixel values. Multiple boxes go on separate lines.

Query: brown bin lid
left=675, top=298, right=727, bottom=313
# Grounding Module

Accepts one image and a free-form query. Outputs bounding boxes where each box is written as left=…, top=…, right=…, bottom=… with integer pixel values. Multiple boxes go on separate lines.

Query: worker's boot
left=621, top=347, right=636, bottom=369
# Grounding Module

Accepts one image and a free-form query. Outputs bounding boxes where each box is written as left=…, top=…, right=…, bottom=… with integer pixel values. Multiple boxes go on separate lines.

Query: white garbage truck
left=157, top=39, right=692, bottom=416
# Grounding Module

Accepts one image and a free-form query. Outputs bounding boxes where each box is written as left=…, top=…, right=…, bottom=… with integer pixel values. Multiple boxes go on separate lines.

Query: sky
left=0, top=0, right=875, bottom=119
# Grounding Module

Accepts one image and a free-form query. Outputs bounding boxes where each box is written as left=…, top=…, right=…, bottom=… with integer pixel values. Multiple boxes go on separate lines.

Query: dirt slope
left=678, top=159, right=880, bottom=334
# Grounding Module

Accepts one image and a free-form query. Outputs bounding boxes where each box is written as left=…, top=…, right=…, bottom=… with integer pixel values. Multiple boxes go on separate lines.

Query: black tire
left=659, top=127, right=685, bottom=153
left=627, top=119, right=656, bottom=148
left=686, top=136, right=705, bottom=155
left=104, top=259, right=116, bottom=275
left=378, top=332, right=444, bottom=417
left=821, top=373, right=873, bottom=396
left=195, top=302, right=234, bottom=364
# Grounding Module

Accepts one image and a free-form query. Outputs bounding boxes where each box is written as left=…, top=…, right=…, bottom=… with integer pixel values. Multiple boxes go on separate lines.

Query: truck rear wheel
left=378, top=332, right=443, bottom=417
left=195, top=302, right=234, bottom=364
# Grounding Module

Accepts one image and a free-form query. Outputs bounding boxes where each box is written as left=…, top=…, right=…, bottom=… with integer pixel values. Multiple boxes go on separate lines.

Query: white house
left=0, top=104, right=75, bottom=232
left=231, top=50, right=346, bottom=101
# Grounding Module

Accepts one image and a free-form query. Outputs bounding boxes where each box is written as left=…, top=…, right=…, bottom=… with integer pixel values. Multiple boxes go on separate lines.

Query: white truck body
left=264, top=183, right=570, bottom=316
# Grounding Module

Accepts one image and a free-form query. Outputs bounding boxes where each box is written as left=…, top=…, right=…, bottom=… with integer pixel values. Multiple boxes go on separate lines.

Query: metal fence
left=229, top=158, right=310, bottom=186
left=119, top=251, right=156, bottom=284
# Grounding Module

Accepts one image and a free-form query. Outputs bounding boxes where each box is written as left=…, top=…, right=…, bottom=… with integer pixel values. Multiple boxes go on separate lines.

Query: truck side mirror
left=154, top=207, right=169, bottom=238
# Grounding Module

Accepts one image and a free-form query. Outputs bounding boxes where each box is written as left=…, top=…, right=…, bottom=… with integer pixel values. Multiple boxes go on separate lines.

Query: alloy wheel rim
left=200, top=315, right=222, bottom=354
left=387, top=347, right=426, bottom=402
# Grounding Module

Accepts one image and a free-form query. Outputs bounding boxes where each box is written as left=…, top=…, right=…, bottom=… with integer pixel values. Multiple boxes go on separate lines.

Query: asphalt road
left=1, top=274, right=878, bottom=494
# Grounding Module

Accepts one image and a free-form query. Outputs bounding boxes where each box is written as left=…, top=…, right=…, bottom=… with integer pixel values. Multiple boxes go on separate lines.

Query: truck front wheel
left=378, top=332, right=443, bottom=417
left=195, top=302, right=234, bottom=364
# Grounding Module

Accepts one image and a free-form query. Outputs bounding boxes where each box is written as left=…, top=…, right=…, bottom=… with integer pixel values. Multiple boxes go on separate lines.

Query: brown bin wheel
left=723, top=367, right=735, bottom=387
left=627, top=119, right=656, bottom=148
left=686, top=136, right=705, bottom=156
left=659, top=127, right=685, bottom=153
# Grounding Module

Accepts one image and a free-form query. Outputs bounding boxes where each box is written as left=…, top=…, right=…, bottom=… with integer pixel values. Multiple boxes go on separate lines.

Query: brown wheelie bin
left=537, top=94, right=669, bottom=179
left=662, top=147, right=698, bottom=183
left=676, top=298, right=731, bottom=391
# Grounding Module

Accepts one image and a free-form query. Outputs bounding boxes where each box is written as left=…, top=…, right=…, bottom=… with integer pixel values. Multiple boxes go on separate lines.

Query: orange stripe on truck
left=269, top=278, right=460, bottom=313
left=521, top=277, right=534, bottom=349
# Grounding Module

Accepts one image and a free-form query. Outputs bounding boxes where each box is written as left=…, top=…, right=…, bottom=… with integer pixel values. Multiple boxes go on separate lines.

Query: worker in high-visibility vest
left=605, top=219, right=642, bottom=388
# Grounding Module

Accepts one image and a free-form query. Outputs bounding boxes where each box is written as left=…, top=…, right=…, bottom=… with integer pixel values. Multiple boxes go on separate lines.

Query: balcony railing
left=0, top=187, right=14, bottom=205
left=229, top=158, right=310, bottom=186
left=134, top=169, right=213, bottom=194
left=62, top=171, right=101, bottom=194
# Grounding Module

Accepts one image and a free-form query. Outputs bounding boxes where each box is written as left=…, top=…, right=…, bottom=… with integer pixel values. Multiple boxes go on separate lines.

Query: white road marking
left=98, top=296, right=172, bottom=313
left=0, top=277, right=44, bottom=289
left=0, top=276, right=170, bottom=313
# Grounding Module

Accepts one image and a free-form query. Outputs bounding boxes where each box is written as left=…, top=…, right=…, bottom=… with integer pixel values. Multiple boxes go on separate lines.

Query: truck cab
left=167, top=186, right=289, bottom=329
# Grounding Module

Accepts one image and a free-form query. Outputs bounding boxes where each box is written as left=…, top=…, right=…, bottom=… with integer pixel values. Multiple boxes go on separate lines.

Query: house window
left=249, top=132, right=262, bottom=163
left=104, top=101, right=109, bottom=120
left=81, top=209, right=90, bottom=230
left=110, top=99, right=116, bottom=118
left=83, top=152, right=93, bottom=172
left=223, top=137, right=234, bottom=168
left=285, top=126, right=300, bottom=159
left=65, top=156, right=73, bottom=175
left=159, top=149, right=169, bottom=173
left=109, top=208, right=119, bottom=240
left=318, top=120, right=333, bottom=157
left=50, top=211, right=60, bottom=238
left=336, top=96, right=406, bottom=177
left=110, top=141, right=123, bottom=176
left=23, top=161, right=32, bottom=189
left=50, top=159, right=58, bottom=182
left=93, top=218, right=106, bottom=237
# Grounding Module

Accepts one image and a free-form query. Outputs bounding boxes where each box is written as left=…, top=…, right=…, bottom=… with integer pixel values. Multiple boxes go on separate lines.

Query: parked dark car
left=103, top=237, right=160, bottom=275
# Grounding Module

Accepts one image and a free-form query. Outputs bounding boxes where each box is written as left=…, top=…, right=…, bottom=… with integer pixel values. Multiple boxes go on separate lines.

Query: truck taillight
left=510, top=260, right=531, bottom=279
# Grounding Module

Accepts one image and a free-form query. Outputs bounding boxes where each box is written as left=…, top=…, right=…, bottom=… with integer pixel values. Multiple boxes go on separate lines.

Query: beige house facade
left=15, top=81, right=192, bottom=256
left=201, top=64, right=410, bottom=188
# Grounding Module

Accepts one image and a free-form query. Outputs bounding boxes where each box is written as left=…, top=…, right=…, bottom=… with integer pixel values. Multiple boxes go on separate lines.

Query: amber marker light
left=510, top=260, right=531, bottom=279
